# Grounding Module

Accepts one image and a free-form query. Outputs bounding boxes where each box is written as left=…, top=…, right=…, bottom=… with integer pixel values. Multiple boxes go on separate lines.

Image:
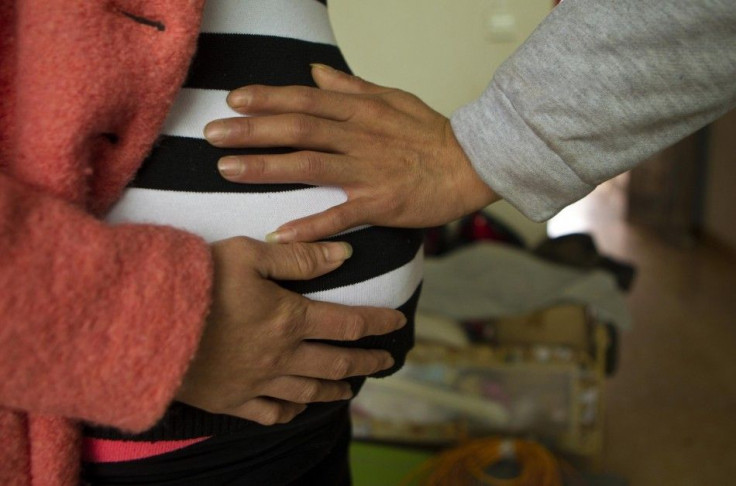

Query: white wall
left=329, top=0, right=553, bottom=246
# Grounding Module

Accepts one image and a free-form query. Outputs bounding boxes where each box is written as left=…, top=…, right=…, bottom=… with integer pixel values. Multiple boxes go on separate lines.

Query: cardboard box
left=491, top=305, right=590, bottom=351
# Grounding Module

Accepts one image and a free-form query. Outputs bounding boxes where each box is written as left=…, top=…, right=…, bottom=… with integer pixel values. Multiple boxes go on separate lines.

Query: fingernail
left=265, top=227, right=297, bottom=243
left=204, top=121, right=229, bottom=143
left=310, top=63, right=335, bottom=72
left=227, top=89, right=251, bottom=109
left=322, top=242, right=353, bottom=262
left=218, top=157, right=244, bottom=177
left=383, top=355, right=395, bottom=370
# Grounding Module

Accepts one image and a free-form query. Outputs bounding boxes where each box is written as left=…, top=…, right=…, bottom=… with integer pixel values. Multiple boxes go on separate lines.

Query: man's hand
left=176, top=236, right=405, bottom=426
left=204, top=64, right=500, bottom=243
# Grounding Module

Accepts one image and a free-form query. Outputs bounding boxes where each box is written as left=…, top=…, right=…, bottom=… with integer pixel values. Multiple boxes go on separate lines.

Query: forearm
left=452, top=0, right=736, bottom=221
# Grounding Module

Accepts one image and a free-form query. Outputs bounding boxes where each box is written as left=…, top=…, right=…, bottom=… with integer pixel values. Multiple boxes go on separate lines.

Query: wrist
left=443, top=119, right=502, bottom=216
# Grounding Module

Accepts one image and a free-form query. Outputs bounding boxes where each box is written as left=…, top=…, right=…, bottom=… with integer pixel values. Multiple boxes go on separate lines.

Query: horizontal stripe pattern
left=110, top=8, right=425, bottom=295
left=303, top=250, right=423, bottom=309
left=184, top=33, right=351, bottom=91
left=200, top=0, right=336, bottom=45
left=96, top=0, right=423, bottom=444
left=109, top=186, right=423, bottom=294
left=108, top=186, right=346, bottom=243
left=279, top=229, right=422, bottom=296
left=130, top=136, right=307, bottom=193
left=160, top=88, right=237, bottom=140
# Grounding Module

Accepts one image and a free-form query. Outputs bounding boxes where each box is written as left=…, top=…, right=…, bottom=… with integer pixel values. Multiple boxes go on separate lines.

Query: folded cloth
left=419, top=242, right=631, bottom=330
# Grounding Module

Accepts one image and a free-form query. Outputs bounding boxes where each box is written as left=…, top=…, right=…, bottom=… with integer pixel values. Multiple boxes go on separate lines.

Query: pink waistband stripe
left=82, top=436, right=211, bottom=463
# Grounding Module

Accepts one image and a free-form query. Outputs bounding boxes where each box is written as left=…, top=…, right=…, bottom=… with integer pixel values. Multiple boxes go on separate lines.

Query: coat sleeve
left=0, top=173, right=213, bottom=433
left=451, top=0, right=736, bottom=221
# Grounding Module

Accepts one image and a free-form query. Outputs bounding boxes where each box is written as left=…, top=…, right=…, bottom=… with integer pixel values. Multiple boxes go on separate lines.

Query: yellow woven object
left=401, top=438, right=568, bottom=486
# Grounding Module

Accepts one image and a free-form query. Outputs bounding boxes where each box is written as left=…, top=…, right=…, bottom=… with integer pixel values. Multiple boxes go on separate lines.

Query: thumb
left=258, top=241, right=353, bottom=280
left=310, top=64, right=385, bottom=95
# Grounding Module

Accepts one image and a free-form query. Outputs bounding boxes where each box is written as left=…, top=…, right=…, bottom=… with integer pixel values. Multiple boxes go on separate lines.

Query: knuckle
left=366, top=352, right=386, bottom=374
left=330, top=206, right=352, bottom=229
left=227, top=235, right=252, bottom=250
left=247, top=239, right=269, bottom=264
left=398, top=90, right=420, bottom=105
left=274, top=297, right=307, bottom=340
left=297, top=89, right=319, bottom=112
left=295, top=382, right=320, bottom=403
left=244, top=85, right=265, bottom=102
left=275, top=319, right=299, bottom=345
left=259, top=346, right=287, bottom=371
left=219, top=235, right=258, bottom=263
left=387, top=89, right=416, bottom=108
left=361, top=98, right=387, bottom=118
left=384, top=193, right=403, bottom=214
left=234, top=117, right=254, bottom=140
left=329, top=356, right=353, bottom=379
left=342, top=314, right=368, bottom=341
left=254, top=406, right=281, bottom=426
left=230, top=87, right=255, bottom=110
left=398, top=150, right=421, bottom=171
left=299, top=151, right=324, bottom=177
left=247, top=155, right=269, bottom=178
left=247, top=85, right=273, bottom=110
left=289, top=115, right=314, bottom=140
left=289, top=243, right=322, bottom=275
left=265, top=242, right=316, bottom=279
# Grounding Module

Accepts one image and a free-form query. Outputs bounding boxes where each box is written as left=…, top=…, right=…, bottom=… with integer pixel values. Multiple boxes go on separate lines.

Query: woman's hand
left=177, top=237, right=404, bottom=426
left=204, top=64, right=500, bottom=243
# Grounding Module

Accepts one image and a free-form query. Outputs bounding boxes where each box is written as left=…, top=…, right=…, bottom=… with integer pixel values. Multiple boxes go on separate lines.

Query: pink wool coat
left=0, top=1, right=213, bottom=484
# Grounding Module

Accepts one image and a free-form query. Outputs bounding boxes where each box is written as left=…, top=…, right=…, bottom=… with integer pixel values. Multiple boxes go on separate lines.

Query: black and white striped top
left=98, top=0, right=423, bottom=441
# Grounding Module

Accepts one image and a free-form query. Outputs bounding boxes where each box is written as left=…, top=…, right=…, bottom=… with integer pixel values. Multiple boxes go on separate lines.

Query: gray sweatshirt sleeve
left=451, top=0, right=736, bottom=222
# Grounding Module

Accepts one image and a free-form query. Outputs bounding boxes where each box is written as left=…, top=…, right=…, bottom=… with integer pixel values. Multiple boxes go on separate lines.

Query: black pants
left=82, top=407, right=352, bottom=486
left=287, top=417, right=351, bottom=486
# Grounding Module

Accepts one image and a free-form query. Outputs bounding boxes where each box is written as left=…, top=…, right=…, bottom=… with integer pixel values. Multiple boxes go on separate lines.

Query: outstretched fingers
left=226, top=84, right=357, bottom=120
left=266, top=199, right=368, bottom=243
left=285, top=343, right=395, bottom=380
left=204, top=114, right=347, bottom=152
left=310, top=64, right=388, bottom=95
left=247, top=239, right=353, bottom=282
left=227, top=374, right=354, bottom=425
left=300, top=298, right=406, bottom=342
left=218, top=151, right=356, bottom=186
left=223, top=65, right=387, bottom=121
left=259, top=376, right=353, bottom=404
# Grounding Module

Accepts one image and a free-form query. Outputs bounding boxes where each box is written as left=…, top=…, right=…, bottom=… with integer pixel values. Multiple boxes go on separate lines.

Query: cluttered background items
left=350, top=213, right=634, bottom=485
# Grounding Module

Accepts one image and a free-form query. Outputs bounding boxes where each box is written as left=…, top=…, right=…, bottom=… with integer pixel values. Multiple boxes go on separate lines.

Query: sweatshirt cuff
left=450, top=82, right=594, bottom=222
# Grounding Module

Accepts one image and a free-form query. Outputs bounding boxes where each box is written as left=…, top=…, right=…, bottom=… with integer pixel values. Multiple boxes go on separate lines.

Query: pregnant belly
left=107, top=185, right=424, bottom=309
left=97, top=183, right=424, bottom=446
left=87, top=0, right=421, bottom=447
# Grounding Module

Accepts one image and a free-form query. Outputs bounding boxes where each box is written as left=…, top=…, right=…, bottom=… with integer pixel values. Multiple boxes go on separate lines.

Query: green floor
left=350, top=441, right=433, bottom=486
left=349, top=441, right=628, bottom=486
